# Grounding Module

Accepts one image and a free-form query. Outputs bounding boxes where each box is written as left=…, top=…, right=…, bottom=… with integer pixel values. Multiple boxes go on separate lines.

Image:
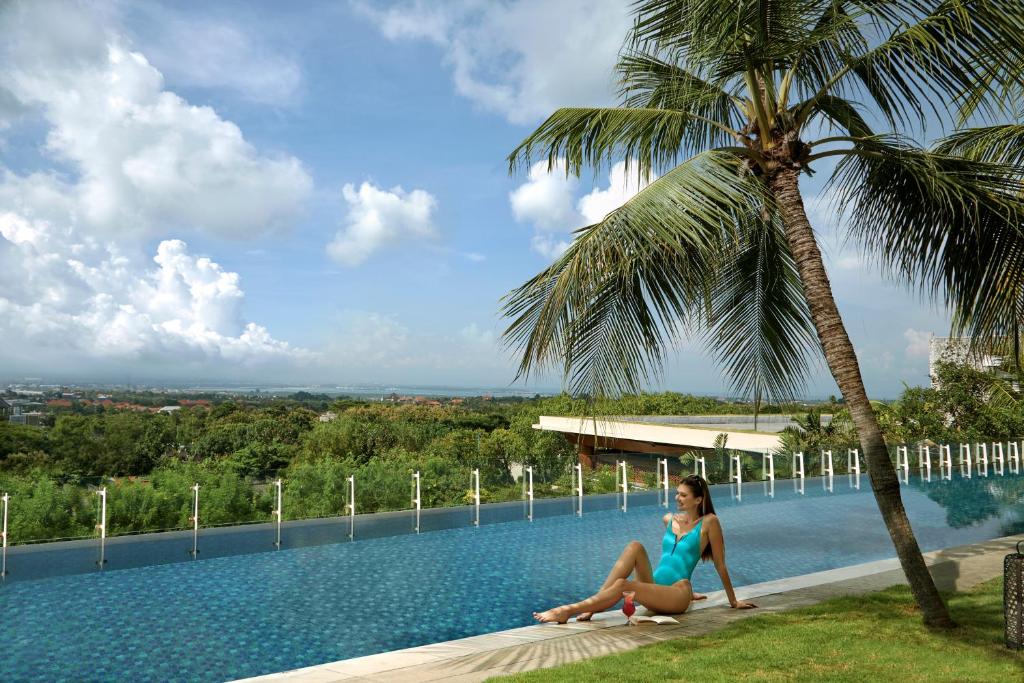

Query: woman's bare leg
left=577, top=541, right=654, bottom=621
left=534, top=577, right=692, bottom=624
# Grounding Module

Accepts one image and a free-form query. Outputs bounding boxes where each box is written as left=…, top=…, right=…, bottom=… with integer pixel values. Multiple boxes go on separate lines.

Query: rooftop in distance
left=534, top=414, right=833, bottom=457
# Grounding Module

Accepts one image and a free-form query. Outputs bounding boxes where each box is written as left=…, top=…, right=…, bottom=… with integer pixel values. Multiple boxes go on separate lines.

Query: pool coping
left=234, top=532, right=1024, bottom=682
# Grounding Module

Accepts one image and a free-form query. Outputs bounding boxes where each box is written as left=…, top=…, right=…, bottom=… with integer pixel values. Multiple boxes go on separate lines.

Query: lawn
left=496, top=578, right=1022, bottom=682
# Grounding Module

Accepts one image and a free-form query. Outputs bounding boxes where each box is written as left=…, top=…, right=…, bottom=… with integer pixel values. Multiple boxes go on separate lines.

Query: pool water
left=3, top=472, right=1023, bottom=682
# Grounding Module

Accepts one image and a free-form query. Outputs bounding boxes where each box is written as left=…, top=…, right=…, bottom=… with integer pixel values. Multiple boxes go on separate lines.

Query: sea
left=185, top=383, right=559, bottom=399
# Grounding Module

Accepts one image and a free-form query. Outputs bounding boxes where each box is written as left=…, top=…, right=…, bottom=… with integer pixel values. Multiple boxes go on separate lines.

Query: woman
left=533, top=475, right=756, bottom=623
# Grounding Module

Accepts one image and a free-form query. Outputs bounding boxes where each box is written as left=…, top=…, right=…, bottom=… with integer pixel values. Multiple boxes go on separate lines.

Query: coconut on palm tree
left=502, top=0, right=1024, bottom=627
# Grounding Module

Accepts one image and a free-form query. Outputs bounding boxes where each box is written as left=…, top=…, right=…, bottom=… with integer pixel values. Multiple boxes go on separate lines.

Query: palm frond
left=802, top=94, right=874, bottom=137
left=935, top=125, right=1024, bottom=167
left=506, top=106, right=743, bottom=180
left=705, top=208, right=820, bottom=404
left=616, top=52, right=743, bottom=150
left=501, top=150, right=763, bottom=397
left=829, top=135, right=1024, bottom=345
left=808, top=1, right=1024, bottom=128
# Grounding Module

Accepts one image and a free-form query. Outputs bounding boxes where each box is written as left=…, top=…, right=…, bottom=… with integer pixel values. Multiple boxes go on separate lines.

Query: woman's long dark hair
left=681, top=474, right=716, bottom=562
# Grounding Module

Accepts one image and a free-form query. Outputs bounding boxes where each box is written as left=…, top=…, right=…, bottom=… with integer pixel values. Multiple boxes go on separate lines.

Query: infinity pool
left=4, top=472, right=1023, bottom=682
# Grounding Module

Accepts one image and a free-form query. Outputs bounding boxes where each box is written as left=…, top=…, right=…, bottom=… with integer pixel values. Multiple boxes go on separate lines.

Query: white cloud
left=578, top=162, right=654, bottom=224
left=0, top=195, right=309, bottom=368
left=509, top=160, right=580, bottom=231
left=904, top=328, right=932, bottom=358
left=356, top=0, right=630, bottom=124
left=530, top=235, right=572, bottom=260
left=0, top=0, right=312, bottom=240
left=123, top=10, right=303, bottom=105
left=510, top=160, right=655, bottom=259
left=327, top=181, right=439, bottom=266
left=459, top=322, right=495, bottom=346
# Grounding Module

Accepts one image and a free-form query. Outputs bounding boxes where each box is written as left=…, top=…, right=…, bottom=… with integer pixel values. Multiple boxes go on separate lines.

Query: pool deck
left=237, top=532, right=1024, bottom=683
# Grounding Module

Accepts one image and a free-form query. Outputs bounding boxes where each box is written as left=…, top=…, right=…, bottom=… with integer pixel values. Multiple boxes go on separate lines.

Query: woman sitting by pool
left=533, top=474, right=756, bottom=623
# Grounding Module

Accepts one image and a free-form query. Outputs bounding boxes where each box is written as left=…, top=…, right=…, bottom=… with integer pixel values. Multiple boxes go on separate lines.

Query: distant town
left=0, top=379, right=530, bottom=427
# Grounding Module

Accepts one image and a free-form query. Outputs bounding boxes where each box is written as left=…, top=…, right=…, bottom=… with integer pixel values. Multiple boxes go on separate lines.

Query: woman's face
left=675, top=483, right=701, bottom=512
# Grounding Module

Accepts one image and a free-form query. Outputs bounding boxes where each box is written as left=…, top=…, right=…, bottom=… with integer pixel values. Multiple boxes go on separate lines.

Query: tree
left=502, top=1, right=1024, bottom=627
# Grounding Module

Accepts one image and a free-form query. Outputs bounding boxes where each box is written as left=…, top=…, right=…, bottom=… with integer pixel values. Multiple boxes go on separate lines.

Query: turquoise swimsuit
left=652, top=516, right=703, bottom=586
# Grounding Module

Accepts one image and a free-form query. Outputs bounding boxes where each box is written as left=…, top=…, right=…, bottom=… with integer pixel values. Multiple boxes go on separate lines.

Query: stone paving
left=237, top=533, right=1024, bottom=683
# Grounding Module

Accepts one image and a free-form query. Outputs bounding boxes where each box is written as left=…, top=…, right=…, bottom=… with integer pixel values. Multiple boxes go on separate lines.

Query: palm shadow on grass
left=497, top=577, right=1022, bottom=683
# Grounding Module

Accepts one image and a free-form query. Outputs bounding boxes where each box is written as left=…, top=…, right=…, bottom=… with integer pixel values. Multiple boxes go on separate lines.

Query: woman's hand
left=730, top=600, right=757, bottom=609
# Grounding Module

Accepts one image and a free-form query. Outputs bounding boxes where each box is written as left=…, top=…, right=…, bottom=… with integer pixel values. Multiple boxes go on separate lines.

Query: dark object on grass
left=1006, top=540, right=1023, bottom=650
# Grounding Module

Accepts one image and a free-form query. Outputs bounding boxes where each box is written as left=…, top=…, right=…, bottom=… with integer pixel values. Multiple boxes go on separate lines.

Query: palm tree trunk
left=769, top=167, right=954, bottom=628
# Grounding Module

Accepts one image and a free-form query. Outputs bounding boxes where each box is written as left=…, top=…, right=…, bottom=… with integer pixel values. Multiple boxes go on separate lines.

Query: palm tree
left=502, top=1, right=1024, bottom=627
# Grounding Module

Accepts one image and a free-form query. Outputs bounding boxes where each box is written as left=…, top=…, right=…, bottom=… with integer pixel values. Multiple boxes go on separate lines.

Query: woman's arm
left=704, top=515, right=756, bottom=609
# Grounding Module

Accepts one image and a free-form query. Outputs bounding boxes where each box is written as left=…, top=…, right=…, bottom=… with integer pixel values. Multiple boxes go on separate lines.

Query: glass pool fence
left=2, top=438, right=1022, bottom=584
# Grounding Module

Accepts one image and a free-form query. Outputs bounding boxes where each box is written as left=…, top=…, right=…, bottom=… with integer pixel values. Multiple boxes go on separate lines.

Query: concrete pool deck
left=237, top=532, right=1024, bottom=683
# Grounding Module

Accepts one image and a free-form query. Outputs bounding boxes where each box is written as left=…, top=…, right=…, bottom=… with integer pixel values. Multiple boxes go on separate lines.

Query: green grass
left=496, top=578, right=1022, bottom=682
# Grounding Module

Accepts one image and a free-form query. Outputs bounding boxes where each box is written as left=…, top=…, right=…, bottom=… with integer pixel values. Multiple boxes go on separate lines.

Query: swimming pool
left=3, top=471, right=1023, bottom=682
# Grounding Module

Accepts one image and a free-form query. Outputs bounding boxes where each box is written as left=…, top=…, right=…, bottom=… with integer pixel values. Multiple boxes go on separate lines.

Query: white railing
left=894, top=447, right=907, bottom=476
left=793, top=451, right=805, bottom=479
left=730, top=454, right=742, bottom=486
left=762, top=452, right=775, bottom=481
left=574, top=462, right=583, bottom=516
left=1, top=492, right=7, bottom=578
left=1011, top=441, right=1022, bottom=474
left=693, top=455, right=706, bottom=480
left=96, top=487, right=107, bottom=567
left=617, top=460, right=628, bottom=512
left=272, top=478, right=283, bottom=548
left=347, top=475, right=355, bottom=539
left=959, top=443, right=973, bottom=478
left=524, top=466, right=534, bottom=522
left=939, top=444, right=953, bottom=479
left=917, top=444, right=932, bottom=479
left=412, top=471, right=421, bottom=533
left=656, top=457, right=670, bottom=507
left=821, top=449, right=834, bottom=477
left=471, top=469, right=480, bottom=527
left=189, top=483, right=200, bottom=558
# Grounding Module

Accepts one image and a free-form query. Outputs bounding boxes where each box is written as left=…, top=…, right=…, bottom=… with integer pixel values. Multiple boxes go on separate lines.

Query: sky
left=0, top=0, right=950, bottom=398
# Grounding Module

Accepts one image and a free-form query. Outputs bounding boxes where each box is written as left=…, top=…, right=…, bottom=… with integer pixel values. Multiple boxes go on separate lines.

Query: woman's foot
left=576, top=611, right=594, bottom=621
left=693, top=593, right=707, bottom=601
left=533, top=606, right=573, bottom=624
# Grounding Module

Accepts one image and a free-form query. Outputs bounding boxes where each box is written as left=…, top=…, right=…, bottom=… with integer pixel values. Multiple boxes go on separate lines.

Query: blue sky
left=0, top=0, right=950, bottom=398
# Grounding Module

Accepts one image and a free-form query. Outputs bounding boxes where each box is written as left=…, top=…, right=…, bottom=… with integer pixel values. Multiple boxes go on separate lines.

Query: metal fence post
left=575, top=462, right=583, bottom=516
left=189, top=483, right=200, bottom=558
left=412, top=471, right=421, bottom=533
left=472, top=469, right=480, bottom=527
left=525, top=466, right=534, bottom=521
left=273, top=478, right=282, bottom=549
left=96, top=487, right=107, bottom=567
left=918, top=444, right=932, bottom=479
left=2, top=492, right=9, bottom=578
left=347, top=475, right=356, bottom=539
left=618, top=460, right=629, bottom=512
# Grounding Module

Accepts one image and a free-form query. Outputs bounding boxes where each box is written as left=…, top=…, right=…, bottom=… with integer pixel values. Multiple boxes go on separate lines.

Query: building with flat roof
left=534, top=414, right=811, bottom=470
